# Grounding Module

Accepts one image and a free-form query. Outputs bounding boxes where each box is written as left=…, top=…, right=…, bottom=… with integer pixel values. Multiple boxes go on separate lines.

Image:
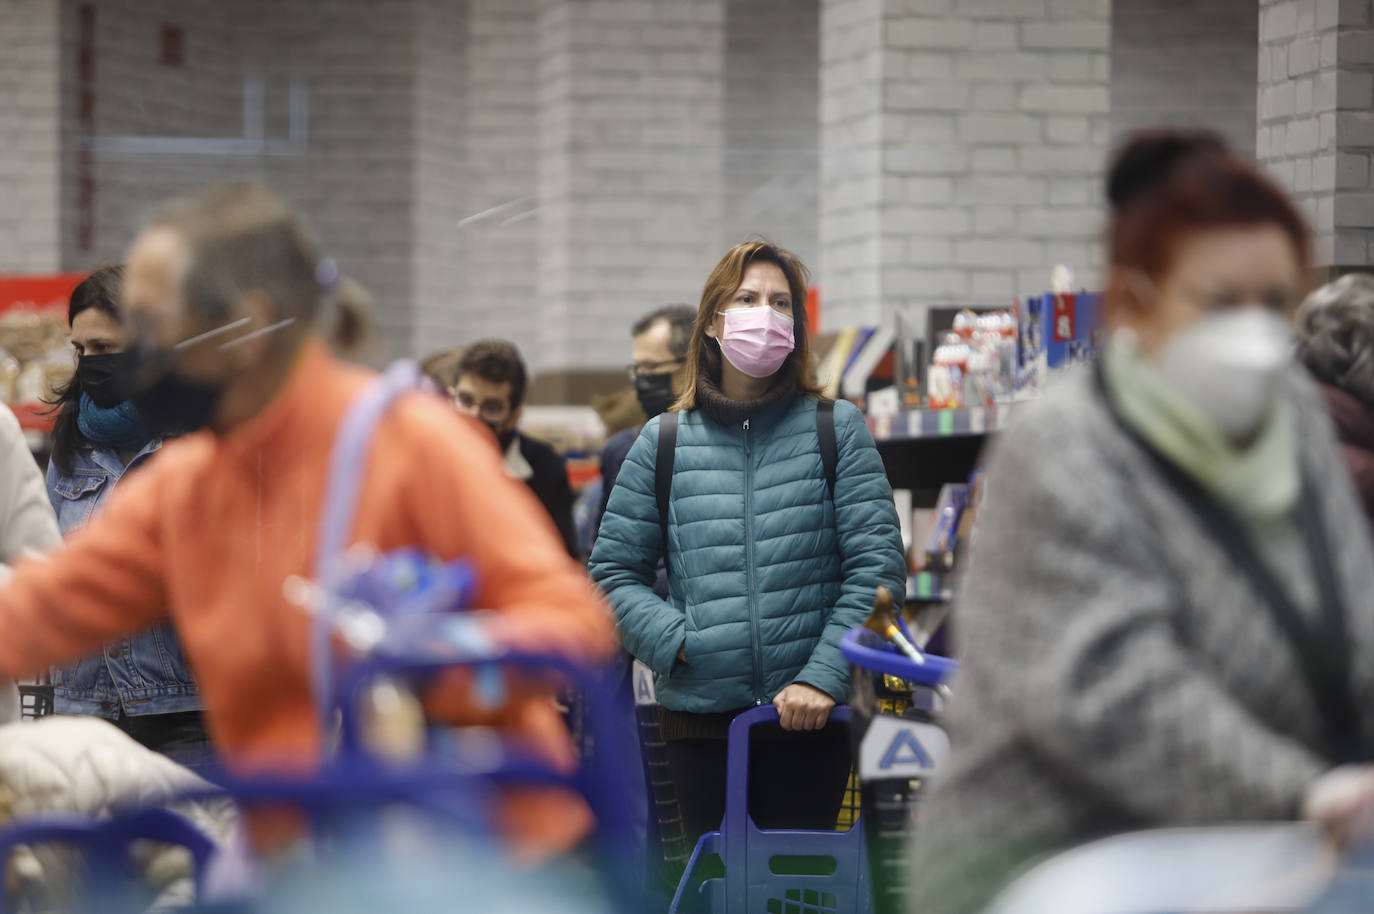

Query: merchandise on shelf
left=0, top=311, right=73, bottom=405
left=0, top=274, right=85, bottom=435
left=1014, top=291, right=1102, bottom=395
left=894, top=311, right=925, bottom=412
left=924, top=483, right=969, bottom=572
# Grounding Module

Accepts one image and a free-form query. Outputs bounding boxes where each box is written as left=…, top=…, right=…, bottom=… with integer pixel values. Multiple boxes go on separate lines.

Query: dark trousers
left=664, top=721, right=852, bottom=843
left=116, top=710, right=215, bottom=775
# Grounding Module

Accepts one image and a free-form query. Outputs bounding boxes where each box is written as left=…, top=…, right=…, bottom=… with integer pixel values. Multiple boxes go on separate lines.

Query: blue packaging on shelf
left=1016, top=292, right=1102, bottom=392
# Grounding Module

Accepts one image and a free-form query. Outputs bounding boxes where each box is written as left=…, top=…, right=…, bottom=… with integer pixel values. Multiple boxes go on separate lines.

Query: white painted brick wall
left=410, top=0, right=468, bottom=359
left=1111, top=0, right=1258, bottom=158
left=820, top=0, right=1110, bottom=329
left=0, top=0, right=63, bottom=272
left=50, top=0, right=418, bottom=355
left=409, top=0, right=543, bottom=361
left=819, top=0, right=885, bottom=323
left=1258, top=0, right=1374, bottom=269
left=534, top=0, right=726, bottom=373
left=723, top=0, right=820, bottom=272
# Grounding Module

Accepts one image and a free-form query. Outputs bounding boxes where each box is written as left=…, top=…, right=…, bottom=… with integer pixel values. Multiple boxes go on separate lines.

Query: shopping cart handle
left=331, top=634, right=638, bottom=877
left=841, top=626, right=958, bottom=685
left=0, top=807, right=216, bottom=914
left=729, top=703, right=851, bottom=730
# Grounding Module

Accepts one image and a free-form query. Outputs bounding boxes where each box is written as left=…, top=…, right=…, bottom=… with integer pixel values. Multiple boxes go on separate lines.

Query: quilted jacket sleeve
left=795, top=400, right=907, bottom=701
left=588, top=416, right=685, bottom=676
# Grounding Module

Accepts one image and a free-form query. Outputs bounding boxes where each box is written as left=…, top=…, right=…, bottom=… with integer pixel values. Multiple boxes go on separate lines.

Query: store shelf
left=867, top=404, right=1011, bottom=443
left=906, top=571, right=953, bottom=603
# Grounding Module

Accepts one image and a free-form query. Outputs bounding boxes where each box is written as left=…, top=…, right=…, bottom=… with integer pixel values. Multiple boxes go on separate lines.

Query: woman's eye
left=1204, top=292, right=1241, bottom=310
left=772, top=300, right=791, bottom=311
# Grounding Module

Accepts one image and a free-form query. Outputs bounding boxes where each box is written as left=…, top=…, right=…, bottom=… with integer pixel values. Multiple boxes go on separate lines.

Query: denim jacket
left=44, top=441, right=202, bottom=718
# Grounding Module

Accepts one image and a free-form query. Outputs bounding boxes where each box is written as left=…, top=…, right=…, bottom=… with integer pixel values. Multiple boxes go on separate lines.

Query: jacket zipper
left=743, top=417, right=764, bottom=706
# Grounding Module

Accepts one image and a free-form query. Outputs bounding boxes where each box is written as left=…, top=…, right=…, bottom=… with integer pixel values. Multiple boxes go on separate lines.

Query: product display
left=927, top=310, right=1016, bottom=410
left=0, top=274, right=87, bottom=446
left=1015, top=291, right=1102, bottom=394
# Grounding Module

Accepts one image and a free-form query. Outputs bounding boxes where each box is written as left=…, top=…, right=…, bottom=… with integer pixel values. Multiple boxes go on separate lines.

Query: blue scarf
left=77, top=394, right=153, bottom=454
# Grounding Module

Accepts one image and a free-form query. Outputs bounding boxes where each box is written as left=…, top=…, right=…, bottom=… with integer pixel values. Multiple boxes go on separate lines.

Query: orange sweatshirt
left=0, top=341, right=616, bottom=854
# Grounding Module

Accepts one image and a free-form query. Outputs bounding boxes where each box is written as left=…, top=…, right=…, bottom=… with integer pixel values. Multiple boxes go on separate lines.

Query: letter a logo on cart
left=632, top=660, right=657, bottom=707
left=859, top=717, right=950, bottom=780
left=879, top=729, right=933, bottom=771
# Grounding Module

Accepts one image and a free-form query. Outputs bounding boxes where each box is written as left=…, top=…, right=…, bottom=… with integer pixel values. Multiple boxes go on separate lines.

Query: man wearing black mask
left=594, top=305, right=695, bottom=538
left=452, top=340, right=579, bottom=559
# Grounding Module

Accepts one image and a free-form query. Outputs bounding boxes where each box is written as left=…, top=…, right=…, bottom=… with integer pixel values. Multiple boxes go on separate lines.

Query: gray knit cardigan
left=908, top=365, right=1374, bottom=914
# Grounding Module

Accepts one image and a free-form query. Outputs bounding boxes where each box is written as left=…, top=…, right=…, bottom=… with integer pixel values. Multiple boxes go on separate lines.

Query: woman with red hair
left=908, top=130, right=1374, bottom=914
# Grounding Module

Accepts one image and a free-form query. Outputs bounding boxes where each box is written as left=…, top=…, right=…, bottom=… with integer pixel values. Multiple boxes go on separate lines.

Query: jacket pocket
left=143, top=624, right=198, bottom=687
left=51, top=473, right=107, bottom=501
left=51, top=473, right=109, bottom=531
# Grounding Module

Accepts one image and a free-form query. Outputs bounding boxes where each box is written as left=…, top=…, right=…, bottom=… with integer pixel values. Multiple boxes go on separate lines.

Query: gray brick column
left=535, top=0, right=726, bottom=375
left=0, top=0, right=63, bottom=272
left=413, top=0, right=541, bottom=358
left=1112, top=0, right=1258, bottom=158
left=820, top=0, right=1112, bottom=329
left=1258, top=0, right=1374, bottom=274
left=723, top=0, right=821, bottom=271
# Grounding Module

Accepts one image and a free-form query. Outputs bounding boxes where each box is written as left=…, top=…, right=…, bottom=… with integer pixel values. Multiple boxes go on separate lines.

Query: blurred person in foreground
left=594, top=304, right=695, bottom=539
left=0, top=182, right=615, bottom=858
left=909, top=130, right=1374, bottom=914
left=1296, top=273, right=1374, bottom=528
left=43, top=264, right=210, bottom=769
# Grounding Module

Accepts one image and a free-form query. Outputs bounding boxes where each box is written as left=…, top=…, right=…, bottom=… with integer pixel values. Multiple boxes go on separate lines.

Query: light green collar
left=1102, top=339, right=1299, bottom=522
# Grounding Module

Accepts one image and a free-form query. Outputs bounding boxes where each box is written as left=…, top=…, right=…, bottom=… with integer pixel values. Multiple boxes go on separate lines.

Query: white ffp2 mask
left=1156, top=308, right=1292, bottom=441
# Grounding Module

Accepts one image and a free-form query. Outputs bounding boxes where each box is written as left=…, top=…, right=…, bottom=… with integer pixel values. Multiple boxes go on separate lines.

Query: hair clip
left=316, top=257, right=341, bottom=293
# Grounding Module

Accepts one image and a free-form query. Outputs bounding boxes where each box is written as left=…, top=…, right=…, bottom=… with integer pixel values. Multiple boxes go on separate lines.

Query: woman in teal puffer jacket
left=589, top=240, right=906, bottom=845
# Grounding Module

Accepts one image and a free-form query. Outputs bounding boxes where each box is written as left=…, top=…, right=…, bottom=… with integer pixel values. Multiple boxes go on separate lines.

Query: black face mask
left=77, top=352, right=140, bottom=409
left=634, top=371, right=675, bottom=419
left=484, top=421, right=518, bottom=452
left=125, top=343, right=226, bottom=436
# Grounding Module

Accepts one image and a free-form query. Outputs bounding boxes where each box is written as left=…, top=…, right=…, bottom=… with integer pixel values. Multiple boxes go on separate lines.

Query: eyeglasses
left=453, top=389, right=510, bottom=423
left=626, top=359, right=684, bottom=381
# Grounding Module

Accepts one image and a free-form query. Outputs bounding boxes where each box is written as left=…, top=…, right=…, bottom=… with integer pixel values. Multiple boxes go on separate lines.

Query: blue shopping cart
left=840, top=626, right=959, bottom=914
left=330, top=610, right=639, bottom=876
left=669, top=705, right=871, bottom=914
left=0, top=807, right=216, bottom=914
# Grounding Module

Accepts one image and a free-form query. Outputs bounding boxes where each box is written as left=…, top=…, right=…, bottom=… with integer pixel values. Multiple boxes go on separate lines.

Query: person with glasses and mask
left=41, top=264, right=210, bottom=771
left=0, top=181, right=615, bottom=860
left=448, top=340, right=579, bottom=560
left=594, top=304, right=696, bottom=542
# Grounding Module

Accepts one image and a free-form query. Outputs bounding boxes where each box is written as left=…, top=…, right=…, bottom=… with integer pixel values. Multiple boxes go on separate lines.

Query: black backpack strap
left=817, top=400, right=838, bottom=499
left=655, top=411, right=679, bottom=572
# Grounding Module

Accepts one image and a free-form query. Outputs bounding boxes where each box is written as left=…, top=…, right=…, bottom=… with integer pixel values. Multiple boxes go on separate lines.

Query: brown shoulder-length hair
left=671, top=240, right=825, bottom=411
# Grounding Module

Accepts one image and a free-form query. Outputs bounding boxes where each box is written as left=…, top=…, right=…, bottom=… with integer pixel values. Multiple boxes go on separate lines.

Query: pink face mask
left=717, top=306, right=795, bottom=378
